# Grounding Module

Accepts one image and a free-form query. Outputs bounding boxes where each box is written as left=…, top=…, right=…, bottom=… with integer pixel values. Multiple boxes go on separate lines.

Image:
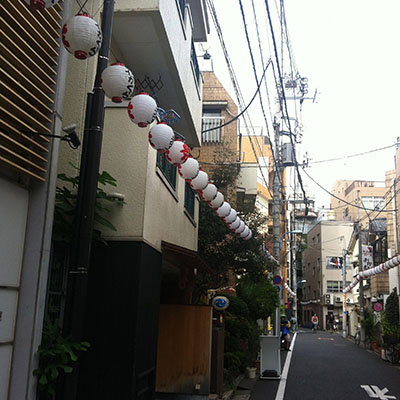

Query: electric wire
left=301, top=166, right=396, bottom=212
left=264, top=0, right=308, bottom=207
left=238, top=0, right=283, bottom=197
left=308, top=143, right=397, bottom=165
left=250, top=0, right=274, bottom=127
left=201, top=60, right=272, bottom=134
left=207, top=0, right=276, bottom=198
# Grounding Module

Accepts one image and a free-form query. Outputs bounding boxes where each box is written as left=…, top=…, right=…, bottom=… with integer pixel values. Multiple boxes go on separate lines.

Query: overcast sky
left=202, top=0, right=399, bottom=209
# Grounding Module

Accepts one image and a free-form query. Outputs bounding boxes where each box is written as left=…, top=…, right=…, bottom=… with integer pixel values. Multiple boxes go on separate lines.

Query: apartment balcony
left=237, top=163, right=258, bottom=204
left=112, top=0, right=209, bottom=146
left=201, top=116, right=224, bottom=143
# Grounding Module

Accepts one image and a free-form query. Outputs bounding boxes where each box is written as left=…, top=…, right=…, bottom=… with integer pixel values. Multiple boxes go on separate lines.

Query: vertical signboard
left=362, top=245, right=373, bottom=270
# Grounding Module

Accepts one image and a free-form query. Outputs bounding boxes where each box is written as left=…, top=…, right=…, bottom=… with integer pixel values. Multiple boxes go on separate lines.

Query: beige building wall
left=302, top=221, right=354, bottom=328
left=331, top=179, right=387, bottom=226
left=195, top=71, right=238, bottom=178
left=59, top=0, right=202, bottom=254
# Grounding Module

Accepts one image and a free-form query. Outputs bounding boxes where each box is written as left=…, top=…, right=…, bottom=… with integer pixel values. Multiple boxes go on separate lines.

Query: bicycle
left=383, top=335, right=399, bottom=364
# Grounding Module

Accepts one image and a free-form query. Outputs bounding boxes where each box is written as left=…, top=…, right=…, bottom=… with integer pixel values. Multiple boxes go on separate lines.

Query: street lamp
left=296, top=279, right=306, bottom=289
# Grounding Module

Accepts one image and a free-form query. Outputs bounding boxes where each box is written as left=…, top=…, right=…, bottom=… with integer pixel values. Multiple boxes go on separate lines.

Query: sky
left=200, top=0, right=399, bottom=209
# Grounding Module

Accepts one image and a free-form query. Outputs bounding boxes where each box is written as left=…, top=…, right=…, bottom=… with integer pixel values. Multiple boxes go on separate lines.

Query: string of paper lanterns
left=135, top=92, right=253, bottom=241
left=343, top=254, right=400, bottom=293
left=284, top=282, right=296, bottom=297
left=62, top=14, right=102, bottom=60
left=57, top=12, right=254, bottom=241
left=24, top=0, right=60, bottom=10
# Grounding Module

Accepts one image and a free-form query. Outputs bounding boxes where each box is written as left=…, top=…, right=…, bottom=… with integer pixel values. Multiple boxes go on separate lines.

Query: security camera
left=107, top=192, right=125, bottom=202
left=62, top=124, right=81, bottom=148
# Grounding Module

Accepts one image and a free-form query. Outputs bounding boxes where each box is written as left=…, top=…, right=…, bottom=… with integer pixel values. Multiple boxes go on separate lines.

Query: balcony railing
left=201, top=117, right=224, bottom=143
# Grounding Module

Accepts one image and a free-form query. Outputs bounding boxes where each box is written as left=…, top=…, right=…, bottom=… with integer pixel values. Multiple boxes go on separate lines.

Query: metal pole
left=62, top=1, right=114, bottom=398
left=342, top=248, right=347, bottom=338
left=357, top=191, right=366, bottom=347
left=273, top=120, right=281, bottom=335
left=273, top=121, right=281, bottom=263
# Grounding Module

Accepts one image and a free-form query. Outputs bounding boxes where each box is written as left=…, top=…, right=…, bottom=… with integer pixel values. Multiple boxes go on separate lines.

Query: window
left=178, top=0, right=186, bottom=20
left=327, top=280, right=351, bottom=293
left=202, top=108, right=224, bottom=143
left=184, top=182, right=195, bottom=218
left=361, top=196, right=385, bottom=211
left=157, top=152, right=177, bottom=189
left=191, top=41, right=200, bottom=86
left=317, top=233, right=320, bottom=243
left=327, top=280, right=340, bottom=293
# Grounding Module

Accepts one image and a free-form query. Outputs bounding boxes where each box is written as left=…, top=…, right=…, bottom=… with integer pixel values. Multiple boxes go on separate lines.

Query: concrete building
left=56, top=1, right=211, bottom=399
left=193, top=70, right=239, bottom=203
left=330, top=179, right=387, bottom=225
left=392, top=148, right=400, bottom=292
left=301, top=221, right=354, bottom=330
left=1, top=0, right=210, bottom=399
left=0, top=1, right=72, bottom=398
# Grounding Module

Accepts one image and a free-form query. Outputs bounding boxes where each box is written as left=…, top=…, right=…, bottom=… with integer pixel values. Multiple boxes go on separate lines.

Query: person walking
left=311, top=313, right=319, bottom=332
left=328, top=313, right=334, bottom=333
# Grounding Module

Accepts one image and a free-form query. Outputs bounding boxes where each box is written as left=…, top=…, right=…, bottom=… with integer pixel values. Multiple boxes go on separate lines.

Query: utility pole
left=342, top=247, right=347, bottom=338
left=357, top=190, right=366, bottom=347
left=273, top=118, right=282, bottom=335
left=62, top=1, right=114, bottom=398
left=273, top=119, right=281, bottom=263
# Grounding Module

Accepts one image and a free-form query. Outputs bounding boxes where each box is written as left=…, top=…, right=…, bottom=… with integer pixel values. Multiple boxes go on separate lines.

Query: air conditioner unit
left=336, top=297, right=343, bottom=303
left=325, top=294, right=333, bottom=305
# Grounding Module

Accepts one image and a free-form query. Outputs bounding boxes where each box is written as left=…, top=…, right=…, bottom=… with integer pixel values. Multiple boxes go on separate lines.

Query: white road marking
left=361, top=385, right=396, bottom=399
left=274, top=332, right=297, bottom=400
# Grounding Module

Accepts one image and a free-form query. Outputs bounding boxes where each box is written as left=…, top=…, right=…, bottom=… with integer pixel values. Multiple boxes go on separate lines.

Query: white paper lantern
left=243, top=230, right=253, bottom=241
left=230, top=217, right=240, bottom=230
left=190, top=170, right=208, bottom=191
left=101, top=63, right=134, bottom=103
left=24, top=0, right=60, bottom=9
left=62, top=14, right=102, bottom=60
left=148, top=122, right=174, bottom=152
left=201, top=183, right=217, bottom=202
left=178, top=157, right=200, bottom=181
left=235, top=220, right=245, bottom=235
left=216, top=202, right=231, bottom=218
left=166, top=140, right=190, bottom=165
left=209, top=191, right=224, bottom=209
left=240, top=226, right=250, bottom=238
left=128, top=92, right=157, bottom=128
left=224, top=208, right=237, bottom=224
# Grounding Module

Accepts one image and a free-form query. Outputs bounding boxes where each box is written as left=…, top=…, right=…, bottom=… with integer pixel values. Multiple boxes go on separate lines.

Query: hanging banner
left=362, top=245, right=373, bottom=270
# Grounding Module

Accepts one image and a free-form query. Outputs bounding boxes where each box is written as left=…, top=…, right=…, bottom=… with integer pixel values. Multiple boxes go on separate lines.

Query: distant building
left=301, top=221, right=354, bottom=330
left=330, top=179, right=387, bottom=225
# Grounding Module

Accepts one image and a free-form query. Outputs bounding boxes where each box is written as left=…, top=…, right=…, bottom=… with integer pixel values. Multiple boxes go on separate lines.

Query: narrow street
left=251, top=331, right=400, bottom=400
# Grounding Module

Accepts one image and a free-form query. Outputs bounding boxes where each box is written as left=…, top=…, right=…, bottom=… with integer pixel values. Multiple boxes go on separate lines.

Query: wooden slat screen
left=0, top=0, right=63, bottom=182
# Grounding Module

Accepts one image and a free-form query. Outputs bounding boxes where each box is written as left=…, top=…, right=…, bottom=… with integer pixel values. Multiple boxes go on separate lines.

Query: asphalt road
left=251, top=330, right=400, bottom=400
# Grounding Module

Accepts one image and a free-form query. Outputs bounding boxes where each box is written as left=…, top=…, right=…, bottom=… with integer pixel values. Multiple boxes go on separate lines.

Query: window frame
left=156, top=152, right=177, bottom=191
left=184, top=182, right=196, bottom=222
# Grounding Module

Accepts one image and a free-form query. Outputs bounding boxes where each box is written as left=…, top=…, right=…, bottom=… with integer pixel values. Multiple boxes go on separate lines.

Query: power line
left=301, top=166, right=397, bottom=213
left=207, top=0, right=275, bottom=198
left=201, top=60, right=272, bottom=134
left=237, top=0, right=285, bottom=198
left=308, top=143, right=397, bottom=165
left=264, top=0, right=308, bottom=206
